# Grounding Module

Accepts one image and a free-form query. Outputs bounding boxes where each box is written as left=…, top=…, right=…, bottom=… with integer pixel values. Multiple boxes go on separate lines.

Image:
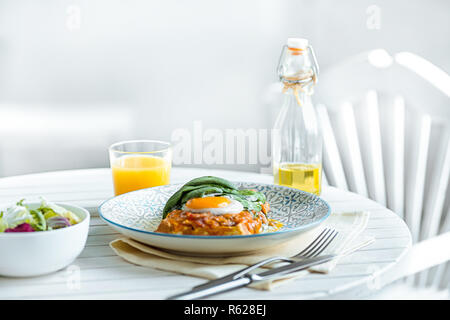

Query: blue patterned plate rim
left=98, top=182, right=331, bottom=240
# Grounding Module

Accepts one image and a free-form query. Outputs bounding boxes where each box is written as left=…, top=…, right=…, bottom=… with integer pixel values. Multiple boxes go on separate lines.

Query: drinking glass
left=109, top=140, right=172, bottom=196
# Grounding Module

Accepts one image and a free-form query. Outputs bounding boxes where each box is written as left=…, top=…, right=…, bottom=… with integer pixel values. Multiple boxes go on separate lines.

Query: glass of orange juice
left=109, top=140, right=172, bottom=196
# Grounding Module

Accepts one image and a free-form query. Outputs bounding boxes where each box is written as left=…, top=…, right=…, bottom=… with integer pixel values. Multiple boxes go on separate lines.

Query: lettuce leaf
left=30, top=209, right=46, bottom=231
left=0, top=216, right=7, bottom=232
left=2, top=203, right=34, bottom=229
left=39, top=197, right=80, bottom=225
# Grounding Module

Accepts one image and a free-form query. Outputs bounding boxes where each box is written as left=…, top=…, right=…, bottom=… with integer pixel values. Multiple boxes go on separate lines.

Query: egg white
left=182, top=199, right=244, bottom=215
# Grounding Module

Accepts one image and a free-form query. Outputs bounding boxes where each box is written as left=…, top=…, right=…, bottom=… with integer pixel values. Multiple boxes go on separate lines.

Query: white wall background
left=0, top=0, right=449, bottom=176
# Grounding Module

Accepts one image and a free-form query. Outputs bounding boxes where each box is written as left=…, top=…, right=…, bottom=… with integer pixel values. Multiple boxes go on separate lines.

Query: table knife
left=167, top=254, right=336, bottom=300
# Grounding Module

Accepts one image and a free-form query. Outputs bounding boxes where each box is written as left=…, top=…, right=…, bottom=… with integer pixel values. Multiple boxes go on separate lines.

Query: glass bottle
left=272, top=38, right=322, bottom=195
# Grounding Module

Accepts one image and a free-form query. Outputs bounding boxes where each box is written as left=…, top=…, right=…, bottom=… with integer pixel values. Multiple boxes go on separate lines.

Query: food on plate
left=0, top=198, right=81, bottom=233
left=156, top=176, right=282, bottom=236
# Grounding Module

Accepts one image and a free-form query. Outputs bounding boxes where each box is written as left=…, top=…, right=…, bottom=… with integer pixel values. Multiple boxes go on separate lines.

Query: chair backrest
left=313, top=49, right=450, bottom=289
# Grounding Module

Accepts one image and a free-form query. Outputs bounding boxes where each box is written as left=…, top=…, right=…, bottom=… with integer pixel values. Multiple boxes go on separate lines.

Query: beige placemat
left=110, top=211, right=374, bottom=290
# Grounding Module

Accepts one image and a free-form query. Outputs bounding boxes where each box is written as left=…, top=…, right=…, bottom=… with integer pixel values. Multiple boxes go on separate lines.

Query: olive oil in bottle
left=274, top=163, right=322, bottom=195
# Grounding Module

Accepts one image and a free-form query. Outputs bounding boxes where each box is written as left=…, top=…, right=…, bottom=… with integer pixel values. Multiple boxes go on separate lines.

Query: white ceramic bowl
left=0, top=202, right=90, bottom=277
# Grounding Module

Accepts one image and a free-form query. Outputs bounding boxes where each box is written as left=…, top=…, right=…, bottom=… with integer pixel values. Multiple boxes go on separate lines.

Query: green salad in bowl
left=0, top=198, right=89, bottom=277
left=0, top=197, right=81, bottom=233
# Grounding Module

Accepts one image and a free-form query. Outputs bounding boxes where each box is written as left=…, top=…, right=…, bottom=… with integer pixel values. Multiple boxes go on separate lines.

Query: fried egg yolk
left=183, top=196, right=244, bottom=215
left=185, top=196, right=231, bottom=209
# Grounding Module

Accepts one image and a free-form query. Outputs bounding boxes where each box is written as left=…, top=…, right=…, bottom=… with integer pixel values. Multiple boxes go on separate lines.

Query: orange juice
left=111, top=155, right=171, bottom=196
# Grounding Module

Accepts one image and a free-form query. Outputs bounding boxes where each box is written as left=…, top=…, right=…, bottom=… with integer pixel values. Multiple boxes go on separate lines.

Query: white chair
left=313, top=49, right=450, bottom=298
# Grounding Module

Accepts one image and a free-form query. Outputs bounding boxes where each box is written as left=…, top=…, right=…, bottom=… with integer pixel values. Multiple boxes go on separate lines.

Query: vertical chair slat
left=430, top=264, right=445, bottom=289
left=431, top=200, right=450, bottom=288
left=381, top=95, right=406, bottom=218
left=432, top=215, right=450, bottom=289
left=322, top=170, right=329, bottom=186
left=355, top=90, right=387, bottom=205
left=431, top=173, right=450, bottom=288
left=331, top=102, right=368, bottom=196
left=404, top=114, right=432, bottom=243
left=410, top=118, right=445, bottom=288
left=418, top=134, right=450, bottom=287
left=443, top=262, right=450, bottom=290
left=316, top=104, right=348, bottom=190
left=420, top=130, right=450, bottom=241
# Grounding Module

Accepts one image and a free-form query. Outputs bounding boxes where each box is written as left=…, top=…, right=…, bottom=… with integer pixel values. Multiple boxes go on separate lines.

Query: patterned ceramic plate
left=99, top=182, right=331, bottom=256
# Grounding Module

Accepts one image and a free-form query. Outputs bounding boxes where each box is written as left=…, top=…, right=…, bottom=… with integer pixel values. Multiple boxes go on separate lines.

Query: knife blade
left=191, top=256, right=292, bottom=292
left=167, top=254, right=336, bottom=300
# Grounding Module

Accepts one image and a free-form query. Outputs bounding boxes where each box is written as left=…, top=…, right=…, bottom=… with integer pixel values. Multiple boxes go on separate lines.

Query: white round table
left=0, top=167, right=411, bottom=299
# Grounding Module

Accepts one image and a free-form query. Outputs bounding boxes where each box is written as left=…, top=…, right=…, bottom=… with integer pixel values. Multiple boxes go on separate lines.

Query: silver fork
left=192, top=227, right=339, bottom=290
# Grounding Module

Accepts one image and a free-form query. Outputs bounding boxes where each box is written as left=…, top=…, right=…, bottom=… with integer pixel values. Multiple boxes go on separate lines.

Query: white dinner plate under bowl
left=98, top=182, right=331, bottom=256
